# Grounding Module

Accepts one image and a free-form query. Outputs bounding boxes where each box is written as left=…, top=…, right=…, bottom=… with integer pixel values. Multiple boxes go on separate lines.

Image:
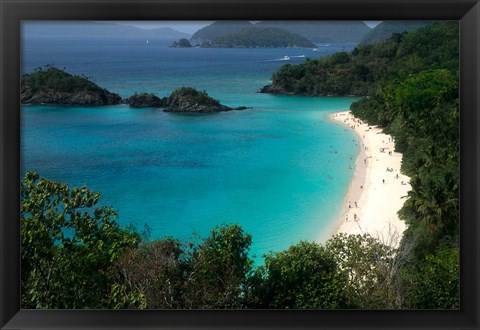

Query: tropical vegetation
left=359, top=20, right=436, bottom=45
left=191, top=21, right=253, bottom=42
left=192, top=21, right=371, bottom=44
left=262, top=22, right=458, bottom=96
left=262, top=21, right=460, bottom=309
left=21, top=65, right=122, bottom=105
left=206, top=27, right=316, bottom=48
left=21, top=169, right=458, bottom=309
left=256, top=21, right=371, bottom=43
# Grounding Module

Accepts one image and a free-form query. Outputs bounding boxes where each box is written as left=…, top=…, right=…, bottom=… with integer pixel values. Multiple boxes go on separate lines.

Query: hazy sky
left=114, top=21, right=212, bottom=34
left=364, top=21, right=383, bottom=28
left=115, top=21, right=383, bottom=34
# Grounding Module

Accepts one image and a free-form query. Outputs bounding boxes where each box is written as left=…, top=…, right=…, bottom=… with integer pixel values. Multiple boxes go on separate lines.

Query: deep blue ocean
left=21, top=36, right=359, bottom=261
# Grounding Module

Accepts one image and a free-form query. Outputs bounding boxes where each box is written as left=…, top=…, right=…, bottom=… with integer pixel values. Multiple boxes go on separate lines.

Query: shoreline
left=329, top=111, right=411, bottom=246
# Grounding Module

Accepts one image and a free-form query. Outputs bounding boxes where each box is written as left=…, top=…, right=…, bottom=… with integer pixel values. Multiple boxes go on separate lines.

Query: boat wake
left=266, top=55, right=305, bottom=62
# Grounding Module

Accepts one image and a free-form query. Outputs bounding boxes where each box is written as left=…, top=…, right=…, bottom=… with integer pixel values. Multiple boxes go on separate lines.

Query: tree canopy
left=263, top=22, right=458, bottom=96
left=21, top=171, right=459, bottom=309
left=208, top=27, right=316, bottom=48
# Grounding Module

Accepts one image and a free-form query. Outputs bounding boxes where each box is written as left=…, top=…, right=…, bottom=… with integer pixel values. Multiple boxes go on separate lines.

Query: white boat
left=282, top=56, right=290, bottom=60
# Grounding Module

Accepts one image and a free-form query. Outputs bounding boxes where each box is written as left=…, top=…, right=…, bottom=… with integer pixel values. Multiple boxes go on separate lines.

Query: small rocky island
left=170, top=38, right=193, bottom=48
left=20, top=66, right=247, bottom=113
left=21, top=65, right=122, bottom=106
left=163, top=87, right=247, bottom=113
left=258, top=84, right=290, bottom=95
left=124, top=93, right=166, bottom=108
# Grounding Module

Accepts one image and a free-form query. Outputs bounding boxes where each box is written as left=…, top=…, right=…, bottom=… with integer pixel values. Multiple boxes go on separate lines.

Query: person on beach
left=354, top=213, right=358, bottom=222
left=355, top=201, right=358, bottom=208
left=348, top=201, right=351, bottom=208
left=345, top=214, right=349, bottom=222
left=383, top=179, right=385, bottom=184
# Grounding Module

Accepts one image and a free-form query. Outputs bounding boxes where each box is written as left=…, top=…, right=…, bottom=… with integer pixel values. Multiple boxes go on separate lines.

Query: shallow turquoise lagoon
left=21, top=37, right=360, bottom=261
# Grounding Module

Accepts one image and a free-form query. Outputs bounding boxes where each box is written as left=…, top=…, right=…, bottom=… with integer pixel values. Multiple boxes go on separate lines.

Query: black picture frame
left=1, top=0, right=479, bottom=329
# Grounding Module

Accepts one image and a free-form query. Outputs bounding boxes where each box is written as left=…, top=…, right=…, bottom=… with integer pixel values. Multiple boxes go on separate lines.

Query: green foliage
left=21, top=173, right=257, bottom=309
left=184, top=224, right=253, bottom=308
left=21, top=172, right=141, bottom=308
left=109, top=283, right=147, bottom=309
left=192, top=21, right=253, bottom=41
left=265, top=20, right=460, bottom=309
left=398, top=244, right=459, bottom=309
left=211, top=27, right=316, bottom=48
left=114, top=239, right=187, bottom=308
left=348, top=25, right=460, bottom=309
left=168, top=87, right=221, bottom=107
left=325, top=234, right=397, bottom=309
left=112, top=223, right=254, bottom=309
left=249, top=241, right=348, bottom=309
left=20, top=65, right=122, bottom=105
left=22, top=65, right=104, bottom=94
left=267, top=22, right=458, bottom=96
left=352, top=69, right=459, bottom=252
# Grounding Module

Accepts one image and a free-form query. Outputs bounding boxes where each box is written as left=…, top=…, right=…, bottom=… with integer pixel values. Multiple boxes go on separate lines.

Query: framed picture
left=1, top=0, right=479, bottom=329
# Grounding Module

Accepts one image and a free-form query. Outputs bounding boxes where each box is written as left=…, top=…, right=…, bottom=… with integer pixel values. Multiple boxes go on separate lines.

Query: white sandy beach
left=330, top=111, right=411, bottom=246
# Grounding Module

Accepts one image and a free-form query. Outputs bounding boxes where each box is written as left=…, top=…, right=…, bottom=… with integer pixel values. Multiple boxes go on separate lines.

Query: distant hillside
left=360, top=21, right=437, bottom=45
left=22, top=21, right=191, bottom=40
left=256, top=21, right=371, bottom=43
left=191, top=21, right=253, bottom=41
left=206, top=27, right=316, bottom=48
left=261, top=22, right=459, bottom=96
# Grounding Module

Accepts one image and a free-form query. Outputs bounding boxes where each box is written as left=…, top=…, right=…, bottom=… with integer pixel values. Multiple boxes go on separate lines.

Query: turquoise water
left=21, top=36, right=359, bottom=260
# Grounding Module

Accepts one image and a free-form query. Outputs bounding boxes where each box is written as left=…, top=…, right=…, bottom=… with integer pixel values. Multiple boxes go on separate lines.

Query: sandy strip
left=330, top=111, right=411, bottom=246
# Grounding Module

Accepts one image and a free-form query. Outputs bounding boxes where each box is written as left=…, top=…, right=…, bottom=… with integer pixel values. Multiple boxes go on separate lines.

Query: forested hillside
left=359, top=20, right=437, bottom=45
left=206, top=27, right=316, bottom=48
left=256, top=21, right=371, bottom=43
left=192, top=21, right=371, bottom=44
left=191, top=21, right=253, bottom=41
left=261, top=22, right=458, bottom=96
left=263, top=21, right=460, bottom=309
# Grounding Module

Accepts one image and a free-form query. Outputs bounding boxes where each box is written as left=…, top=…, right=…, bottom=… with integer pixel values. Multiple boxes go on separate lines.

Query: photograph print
left=20, top=20, right=459, bottom=309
